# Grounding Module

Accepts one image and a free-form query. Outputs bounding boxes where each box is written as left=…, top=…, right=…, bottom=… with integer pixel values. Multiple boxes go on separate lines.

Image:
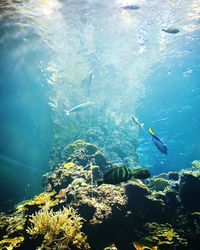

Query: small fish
left=82, top=70, right=95, bottom=96
left=64, top=101, right=93, bottom=115
left=132, top=115, right=144, bottom=130
left=162, top=28, right=180, bottom=34
left=96, top=166, right=150, bottom=185
left=83, top=70, right=95, bottom=86
left=149, top=128, right=168, bottom=154
left=55, top=193, right=65, bottom=200
left=122, top=5, right=140, bottom=10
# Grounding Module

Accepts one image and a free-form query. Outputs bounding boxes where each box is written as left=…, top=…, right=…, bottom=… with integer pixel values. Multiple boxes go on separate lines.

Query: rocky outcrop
left=0, top=142, right=200, bottom=250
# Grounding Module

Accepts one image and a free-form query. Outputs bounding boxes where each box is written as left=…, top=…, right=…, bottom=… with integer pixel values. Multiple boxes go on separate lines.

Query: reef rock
left=179, top=171, right=200, bottom=212
left=0, top=142, right=200, bottom=250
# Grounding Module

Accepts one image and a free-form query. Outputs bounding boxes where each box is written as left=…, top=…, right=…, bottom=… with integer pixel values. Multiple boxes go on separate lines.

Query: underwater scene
left=0, top=0, right=200, bottom=249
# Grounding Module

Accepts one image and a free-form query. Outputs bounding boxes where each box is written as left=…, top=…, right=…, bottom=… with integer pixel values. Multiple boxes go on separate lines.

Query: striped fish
left=97, top=166, right=150, bottom=185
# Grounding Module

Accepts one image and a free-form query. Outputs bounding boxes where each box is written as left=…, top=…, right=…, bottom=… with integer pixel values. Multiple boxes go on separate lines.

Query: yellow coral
left=27, top=206, right=89, bottom=249
left=63, top=162, right=76, bottom=169
left=133, top=242, right=157, bottom=250
left=145, top=223, right=187, bottom=247
left=162, top=228, right=175, bottom=241
left=6, top=214, right=26, bottom=235
left=0, top=236, right=24, bottom=250
left=104, top=244, right=118, bottom=250
left=18, top=192, right=58, bottom=211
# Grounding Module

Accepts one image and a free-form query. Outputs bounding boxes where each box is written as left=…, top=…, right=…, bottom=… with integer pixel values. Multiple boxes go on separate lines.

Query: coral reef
left=0, top=212, right=26, bottom=250
left=179, top=171, right=200, bottom=212
left=0, top=236, right=24, bottom=249
left=27, top=206, right=89, bottom=249
left=142, top=222, right=187, bottom=249
left=17, top=192, right=58, bottom=213
left=65, top=181, right=127, bottom=224
left=149, top=177, right=170, bottom=192
left=192, top=160, right=200, bottom=170
left=62, top=140, right=110, bottom=171
left=50, top=112, right=139, bottom=169
left=0, top=143, right=200, bottom=250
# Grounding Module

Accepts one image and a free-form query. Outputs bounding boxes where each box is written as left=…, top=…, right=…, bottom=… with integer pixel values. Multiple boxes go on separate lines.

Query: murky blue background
left=0, top=0, right=200, bottom=210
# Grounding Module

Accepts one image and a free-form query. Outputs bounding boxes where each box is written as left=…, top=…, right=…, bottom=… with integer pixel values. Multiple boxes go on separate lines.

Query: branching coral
left=0, top=236, right=24, bottom=250
left=5, top=213, right=26, bottom=235
left=18, top=192, right=58, bottom=212
left=0, top=212, right=26, bottom=249
left=133, top=242, right=158, bottom=250
left=27, top=206, right=89, bottom=249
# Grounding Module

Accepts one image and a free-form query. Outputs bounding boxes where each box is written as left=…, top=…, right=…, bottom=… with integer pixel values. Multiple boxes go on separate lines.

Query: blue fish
left=149, top=128, right=167, bottom=154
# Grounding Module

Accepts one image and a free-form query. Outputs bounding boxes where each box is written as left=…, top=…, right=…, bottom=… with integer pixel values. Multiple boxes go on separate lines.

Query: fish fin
left=149, top=128, right=155, bottom=136
left=64, top=110, right=70, bottom=116
left=141, top=123, right=145, bottom=129
left=96, top=179, right=104, bottom=186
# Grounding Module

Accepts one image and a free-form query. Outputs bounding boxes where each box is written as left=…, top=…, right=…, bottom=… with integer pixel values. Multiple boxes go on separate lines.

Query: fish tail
left=96, top=179, right=104, bottom=186
left=149, top=128, right=155, bottom=136
left=64, top=110, right=70, bottom=116
left=141, top=123, right=145, bottom=129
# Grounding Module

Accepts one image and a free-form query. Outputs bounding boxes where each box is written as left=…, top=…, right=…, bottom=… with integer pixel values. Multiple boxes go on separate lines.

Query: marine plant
left=27, top=206, right=89, bottom=249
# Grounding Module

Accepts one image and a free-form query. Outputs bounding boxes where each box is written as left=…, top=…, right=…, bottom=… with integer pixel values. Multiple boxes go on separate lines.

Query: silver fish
left=82, top=70, right=95, bottom=96
left=64, top=101, right=93, bottom=115
left=131, top=115, right=144, bottom=130
left=82, top=70, right=95, bottom=87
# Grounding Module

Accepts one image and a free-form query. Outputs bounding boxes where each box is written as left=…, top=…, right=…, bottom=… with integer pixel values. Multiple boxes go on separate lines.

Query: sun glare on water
left=39, top=0, right=60, bottom=16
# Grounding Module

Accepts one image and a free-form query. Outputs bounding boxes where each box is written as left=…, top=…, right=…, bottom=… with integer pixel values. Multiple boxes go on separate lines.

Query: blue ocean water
left=0, top=0, right=200, bottom=208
